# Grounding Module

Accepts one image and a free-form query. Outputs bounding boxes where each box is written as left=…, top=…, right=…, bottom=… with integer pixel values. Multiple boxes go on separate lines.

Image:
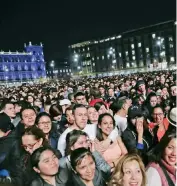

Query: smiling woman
left=108, top=153, right=146, bottom=186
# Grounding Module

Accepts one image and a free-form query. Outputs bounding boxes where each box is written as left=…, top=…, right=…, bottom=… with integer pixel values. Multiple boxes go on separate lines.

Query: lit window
left=60, top=70, right=62, bottom=72
left=160, top=51, right=166, bottom=57
left=170, top=57, right=175, bottom=62
left=69, top=69, right=71, bottom=72
left=63, top=69, right=65, bottom=72
left=170, top=44, right=173, bottom=48
left=169, top=37, right=173, bottom=41
left=146, top=48, right=149, bottom=53
left=88, top=47, right=90, bottom=51
left=92, top=57, right=94, bottom=61
left=157, top=37, right=161, bottom=40
left=152, top=34, right=156, bottom=38
left=93, top=63, right=95, bottom=66
left=125, top=51, right=128, bottom=56
left=97, top=56, right=99, bottom=60
left=83, top=48, right=85, bottom=51
left=66, top=69, right=68, bottom=72
left=132, top=56, right=136, bottom=60
left=131, top=44, right=134, bottom=49
left=87, top=61, right=90, bottom=65
left=107, top=54, right=110, bottom=59
left=102, top=56, right=104, bottom=60
left=138, top=43, right=141, bottom=47
left=132, top=50, right=135, bottom=55
left=126, top=63, right=130, bottom=68
left=119, top=53, right=122, bottom=57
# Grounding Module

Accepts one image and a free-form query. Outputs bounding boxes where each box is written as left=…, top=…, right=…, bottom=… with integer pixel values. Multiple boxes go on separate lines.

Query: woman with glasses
left=35, top=112, right=59, bottom=149
left=149, top=106, right=169, bottom=142
left=122, top=106, right=155, bottom=164
left=21, top=126, right=51, bottom=186
left=59, top=130, right=111, bottom=184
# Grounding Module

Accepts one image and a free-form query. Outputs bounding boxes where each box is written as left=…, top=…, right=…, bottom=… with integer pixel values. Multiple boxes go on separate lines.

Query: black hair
left=96, top=113, right=115, bottom=141
left=70, top=148, right=95, bottom=171
left=49, top=104, right=63, bottom=118
left=35, top=112, right=52, bottom=125
left=65, top=130, right=88, bottom=156
left=20, top=106, right=36, bottom=119
left=94, top=101, right=107, bottom=112
left=74, top=92, right=85, bottom=99
left=72, top=104, right=87, bottom=115
left=148, top=131, right=176, bottom=163
left=31, top=147, right=60, bottom=168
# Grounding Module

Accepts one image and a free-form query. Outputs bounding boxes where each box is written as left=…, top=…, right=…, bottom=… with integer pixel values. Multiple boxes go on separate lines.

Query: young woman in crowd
left=94, top=102, right=108, bottom=115
left=35, top=112, right=59, bottom=149
left=95, top=113, right=127, bottom=168
left=30, top=147, right=68, bottom=186
left=108, top=153, right=146, bottom=186
left=59, top=130, right=111, bottom=182
left=21, top=126, right=50, bottom=186
left=70, top=148, right=110, bottom=186
left=122, top=106, right=155, bottom=164
left=87, top=106, right=99, bottom=124
left=146, top=131, right=176, bottom=186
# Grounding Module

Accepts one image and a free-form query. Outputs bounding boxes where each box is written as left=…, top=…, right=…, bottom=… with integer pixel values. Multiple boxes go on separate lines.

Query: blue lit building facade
left=0, top=42, right=46, bottom=81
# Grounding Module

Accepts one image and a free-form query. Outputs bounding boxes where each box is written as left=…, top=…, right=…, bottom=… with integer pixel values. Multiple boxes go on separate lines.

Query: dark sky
left=0, top=0, right=176, bottom=63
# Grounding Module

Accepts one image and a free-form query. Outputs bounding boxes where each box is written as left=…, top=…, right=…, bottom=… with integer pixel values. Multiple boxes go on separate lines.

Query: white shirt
left=146, top=167, right=162, bottom=186
left=114, top=114, right=127, bottom=136
left=57, top=124, right=119, bottom=157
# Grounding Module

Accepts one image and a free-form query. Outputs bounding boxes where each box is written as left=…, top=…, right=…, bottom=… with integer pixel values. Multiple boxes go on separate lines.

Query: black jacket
left=30, top=168, right=68, bottom=186
left=0, top=130, right=22, bottom=186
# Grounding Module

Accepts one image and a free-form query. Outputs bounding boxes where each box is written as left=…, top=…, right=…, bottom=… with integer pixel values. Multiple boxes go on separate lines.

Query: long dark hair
left=148, top=131, right=176, bottom=163
left=96, top=113, right=115, bottom=141
left=65, top=130, right=88, bottom=156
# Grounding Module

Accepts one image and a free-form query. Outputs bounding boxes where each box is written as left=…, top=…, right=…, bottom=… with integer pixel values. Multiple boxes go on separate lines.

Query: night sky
left=0, top=0, right=176, bottom=64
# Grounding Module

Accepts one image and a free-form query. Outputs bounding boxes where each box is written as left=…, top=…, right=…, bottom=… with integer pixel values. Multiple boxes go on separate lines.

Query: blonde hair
left=108, top=153, right=146, bottom=186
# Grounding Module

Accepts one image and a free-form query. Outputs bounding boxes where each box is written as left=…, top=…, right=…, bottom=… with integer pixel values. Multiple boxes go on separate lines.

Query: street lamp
left=50, top=60, right=55, bottom=79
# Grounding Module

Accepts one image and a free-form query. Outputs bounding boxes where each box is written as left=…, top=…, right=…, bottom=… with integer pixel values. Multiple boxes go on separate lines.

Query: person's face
left=108, top=89, right=114, bottom=97
left=162, top=88, right=168, bottom=95
left=14, top=104, right=21, bottom=114
left=34, top=100, right=42, bottom=108
left=76, top=155, right=95, bottom=182
left=75, top=96, right=87, bottom=105
left=85, top=87, right=90, bottom=93
left=87, top=107, right=98, bottom=123
left=150, top=96, right=157, bottom=107
left=99, top=115, right=114, bottom=137
left=157, top=96, right=162, bottom=104
left=3, top=104, right=16, bottom=118
left=163, top=138, right=176, bottom=167
left=35, top=150, right=59, bottom=176
left=138, top=84, right=145, bottom=92
left=66, top=109, right=74, bottom=125
left=53, top=114, right=62, bottom=121
left=74, top=107, right=88, bottom=130
left=152, top=108, right=164, bottom=124
left=110, top=83, right=114, bottom=89
left=38, top=116, right=52, bottom=134
left=122, top=160, right=143, bottom=186
left=98, top=105, right=107, bottom=115
left=27, top=96, right=34, bottom=103
left=99, top=87, right=105, bottom=95
left=22, top=135, right=43, bottom=154
left=160, top=76, right=165, bottom=83
left=22, top=109, right=36, bottom=127
left=171, top=86, right=177, bottom=96
left=132, top=81, right=136, bottom=87
left=71, top=135, right=89, bottom=151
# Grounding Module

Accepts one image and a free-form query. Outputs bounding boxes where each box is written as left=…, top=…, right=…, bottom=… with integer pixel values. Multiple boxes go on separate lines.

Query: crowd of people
left=0, top=70, right=176, bottom=186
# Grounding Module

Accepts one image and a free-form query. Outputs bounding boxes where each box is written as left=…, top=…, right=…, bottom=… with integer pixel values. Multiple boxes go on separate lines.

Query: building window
left=170, top=44, right=173, bottom=48
left=83, top=48, right=85, bottom=52
left=170, top=57, right=175, bottom=62
left=107, top=54, right=110, bottom=59
left=131, top=44, right=134, bottom=49
left=152, top=34, right=156, bottom=39
left=60, top=70, right=62, bottom=72
left=132, top=50, right=135, bottom=55
left=132, top=56, right=136, bottom=60
left=119, top=53, right=122, bottom=57
left=97, top=56, right=99, bottom=60
left=93, top=63, right=95, bottom=66
left=102, top=56, right=104, bottom=60
left=63, top=69, right=65, bottom=72
left=138, top=43, right=141, bottom=47
left=126, top=63, right=130, bottom=68
left=66, top=69, right=68, bottom=72
left=92, top=57, right=94, bottom=61
left=169, top=37, right=173, bottom=41
left=88, top=47, right=90, bottom=51
left=125, top=51, right=128, bottom=56
left=146, top=48, right=149, bottom=53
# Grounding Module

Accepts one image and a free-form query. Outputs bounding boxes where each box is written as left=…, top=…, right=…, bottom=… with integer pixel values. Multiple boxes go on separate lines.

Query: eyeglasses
left=22, top=140, right=39, bottom=150
left=153, top=113, right=164, bottom=117
left=38, top=121, right=51, bottom=126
